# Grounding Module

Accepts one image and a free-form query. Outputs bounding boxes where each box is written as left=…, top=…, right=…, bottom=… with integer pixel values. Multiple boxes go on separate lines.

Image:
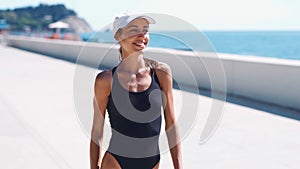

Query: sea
left=80, top=31, right=300, bottom=61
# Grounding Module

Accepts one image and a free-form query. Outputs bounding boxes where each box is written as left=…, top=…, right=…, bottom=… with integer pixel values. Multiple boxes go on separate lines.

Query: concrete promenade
left=1, top=45, right=300, bottom=169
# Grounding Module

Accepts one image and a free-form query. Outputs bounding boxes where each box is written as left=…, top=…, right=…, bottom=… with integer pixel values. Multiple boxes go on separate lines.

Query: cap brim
left=124, top=15, right=156, bottom=28
left=139, top=16, right=156, bottom=24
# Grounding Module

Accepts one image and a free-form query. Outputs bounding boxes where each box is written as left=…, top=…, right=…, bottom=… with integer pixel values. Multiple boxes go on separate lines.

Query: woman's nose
left=136, top=31, right=147, bottom=38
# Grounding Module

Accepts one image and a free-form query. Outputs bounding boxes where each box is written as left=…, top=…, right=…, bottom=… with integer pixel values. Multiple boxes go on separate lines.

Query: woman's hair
left=119, top=47, right=122, bottom=55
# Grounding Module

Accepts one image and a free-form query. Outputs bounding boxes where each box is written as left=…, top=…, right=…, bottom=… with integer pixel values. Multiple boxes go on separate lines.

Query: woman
left=90, top=13, right=183, bottom=169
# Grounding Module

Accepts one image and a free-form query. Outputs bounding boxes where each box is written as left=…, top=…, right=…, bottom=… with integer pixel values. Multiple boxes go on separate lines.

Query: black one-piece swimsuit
left=106, top=66, right=162, bottom=169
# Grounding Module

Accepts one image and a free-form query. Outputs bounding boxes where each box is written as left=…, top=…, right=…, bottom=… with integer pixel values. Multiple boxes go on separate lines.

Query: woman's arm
left=90, top=70, right=112, bottom=169
left=155, top=63, right=183, bottom=169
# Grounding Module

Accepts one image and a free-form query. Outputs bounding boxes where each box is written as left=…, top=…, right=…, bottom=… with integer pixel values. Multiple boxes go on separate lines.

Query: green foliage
left=0, top=3, right=76, bottom=31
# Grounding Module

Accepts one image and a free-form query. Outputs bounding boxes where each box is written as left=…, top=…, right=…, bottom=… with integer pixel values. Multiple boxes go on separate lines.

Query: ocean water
left=80, top=31, right=300, bottom=61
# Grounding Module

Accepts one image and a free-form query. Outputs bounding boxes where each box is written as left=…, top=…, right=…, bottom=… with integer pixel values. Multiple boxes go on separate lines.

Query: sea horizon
left=80, top=30, right=300, bottom=61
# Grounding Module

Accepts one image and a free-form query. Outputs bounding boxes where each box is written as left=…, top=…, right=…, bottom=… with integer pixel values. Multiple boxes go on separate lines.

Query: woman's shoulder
left=95, top=70, right=112, bottom=81
left=94, top=70, right=113, bottom=92
left=144, top=58, right=172, bottom=89
left=144, top=58, right=171, bottom=76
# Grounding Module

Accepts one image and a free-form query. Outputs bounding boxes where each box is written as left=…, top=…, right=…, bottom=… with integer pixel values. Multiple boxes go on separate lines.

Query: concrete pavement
left=1, top=45, right=300, bottom=169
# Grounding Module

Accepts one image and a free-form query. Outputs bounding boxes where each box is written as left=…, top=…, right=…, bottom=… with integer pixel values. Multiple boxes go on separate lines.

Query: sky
left=1, top=0, right=300, bottom=31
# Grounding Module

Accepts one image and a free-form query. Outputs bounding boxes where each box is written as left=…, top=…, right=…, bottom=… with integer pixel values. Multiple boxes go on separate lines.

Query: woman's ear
left=114, top=29, right=122, bottom=41
left=114, top=34, right=120, bottom=41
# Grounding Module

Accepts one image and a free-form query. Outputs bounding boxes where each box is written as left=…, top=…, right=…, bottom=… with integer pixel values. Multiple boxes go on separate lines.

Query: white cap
left=112, top=12, right=156, bottom=38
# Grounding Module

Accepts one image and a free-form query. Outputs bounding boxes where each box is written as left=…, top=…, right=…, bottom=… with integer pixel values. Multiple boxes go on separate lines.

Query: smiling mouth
left=133, top=42, right=146, bottom=47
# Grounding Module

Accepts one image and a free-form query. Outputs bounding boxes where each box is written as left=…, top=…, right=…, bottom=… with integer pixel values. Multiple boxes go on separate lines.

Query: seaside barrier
left=6, top=35, right=300, bottom=111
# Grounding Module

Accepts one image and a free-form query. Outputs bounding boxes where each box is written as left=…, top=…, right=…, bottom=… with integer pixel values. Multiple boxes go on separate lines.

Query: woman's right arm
left=90, top=71, right=112, bottom=169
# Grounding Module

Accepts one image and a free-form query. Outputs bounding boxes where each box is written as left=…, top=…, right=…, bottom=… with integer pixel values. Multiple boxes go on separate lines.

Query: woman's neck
left=119, top=51, right=146, bottom=74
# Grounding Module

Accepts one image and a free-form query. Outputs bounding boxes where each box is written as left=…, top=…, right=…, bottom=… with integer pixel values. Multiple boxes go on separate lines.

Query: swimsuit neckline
left=113, top=67, right=154, bottom=94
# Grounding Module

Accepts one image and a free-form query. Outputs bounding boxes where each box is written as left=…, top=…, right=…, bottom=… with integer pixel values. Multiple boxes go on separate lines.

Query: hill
left=0, top=3, right=93, bottom=33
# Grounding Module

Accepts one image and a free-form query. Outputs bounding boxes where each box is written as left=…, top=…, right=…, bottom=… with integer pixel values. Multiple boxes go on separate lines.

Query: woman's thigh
left=100, top=152, right=121, bottom=169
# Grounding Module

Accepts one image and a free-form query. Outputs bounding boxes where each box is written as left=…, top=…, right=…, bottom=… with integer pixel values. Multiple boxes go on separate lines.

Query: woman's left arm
left=156, top=63, right=183, bottom=169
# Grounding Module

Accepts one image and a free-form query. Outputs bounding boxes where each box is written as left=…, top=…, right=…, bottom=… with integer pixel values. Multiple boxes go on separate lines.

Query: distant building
left=0, top=19, right=9, bottom=45
left=0, top=19, right=10, bottom=34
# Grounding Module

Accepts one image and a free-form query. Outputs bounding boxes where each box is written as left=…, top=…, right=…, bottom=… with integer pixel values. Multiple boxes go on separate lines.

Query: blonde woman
left=90, top=13, right=182, bottom=169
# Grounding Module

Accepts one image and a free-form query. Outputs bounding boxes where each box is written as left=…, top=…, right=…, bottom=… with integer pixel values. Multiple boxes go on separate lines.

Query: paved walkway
left=1, top=45, right=300, bottom=169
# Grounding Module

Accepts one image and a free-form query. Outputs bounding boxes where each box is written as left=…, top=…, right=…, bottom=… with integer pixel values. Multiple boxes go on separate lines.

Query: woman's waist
left=108, top=135, right=160, bottom=158
left=110, top=120, right=161, bottom=138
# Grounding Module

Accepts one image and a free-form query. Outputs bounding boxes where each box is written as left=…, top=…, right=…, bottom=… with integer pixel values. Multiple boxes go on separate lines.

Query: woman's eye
left=130, top=29, right=138, bottom=33
left=127, top=28, right=149, bottom=36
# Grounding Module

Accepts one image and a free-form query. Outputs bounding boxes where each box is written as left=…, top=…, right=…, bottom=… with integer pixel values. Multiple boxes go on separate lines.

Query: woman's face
left=117, top=18, right=150, bottom=55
